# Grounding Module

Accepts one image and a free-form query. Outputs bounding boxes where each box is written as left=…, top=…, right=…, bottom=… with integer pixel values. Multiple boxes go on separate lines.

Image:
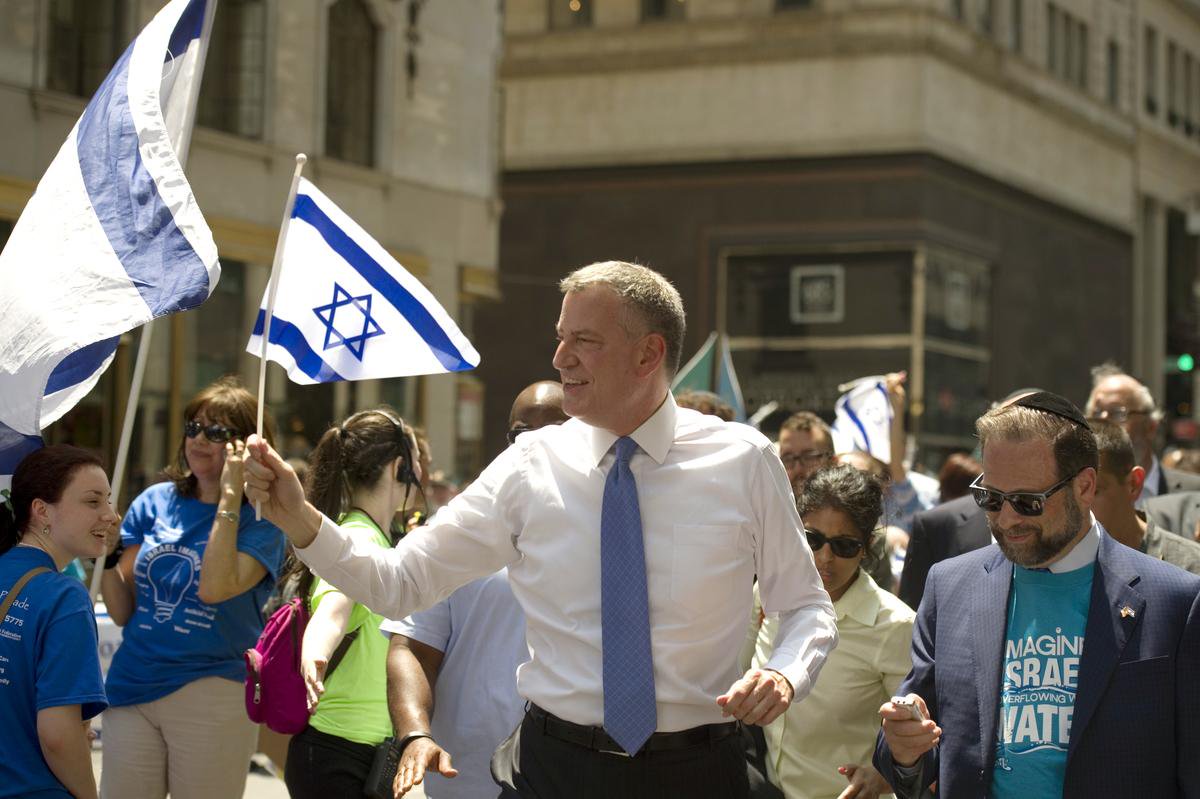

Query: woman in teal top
left=284, top=407, right=424, bottom=799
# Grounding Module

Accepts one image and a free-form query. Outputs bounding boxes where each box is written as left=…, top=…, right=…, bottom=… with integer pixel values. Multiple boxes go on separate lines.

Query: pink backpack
left=244, top=597, right=357, bottom=734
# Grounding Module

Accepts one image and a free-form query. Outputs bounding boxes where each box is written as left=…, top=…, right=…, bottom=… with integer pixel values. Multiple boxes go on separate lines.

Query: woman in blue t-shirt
left=0, top=445, right=116, bottom=798
left=98, top=376, right=286, bottom=799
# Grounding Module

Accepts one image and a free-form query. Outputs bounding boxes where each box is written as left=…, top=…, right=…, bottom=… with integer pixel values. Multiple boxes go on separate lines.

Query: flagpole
left=89, top=0, right=220, bottom=603
left=254, top=153, right=307, bottom=519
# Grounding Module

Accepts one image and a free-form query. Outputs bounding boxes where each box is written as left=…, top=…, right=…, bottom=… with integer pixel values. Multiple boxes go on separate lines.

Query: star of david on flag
left=314, top=284, right=384, bottom=360
left=247, top=177, right=480, bottom=384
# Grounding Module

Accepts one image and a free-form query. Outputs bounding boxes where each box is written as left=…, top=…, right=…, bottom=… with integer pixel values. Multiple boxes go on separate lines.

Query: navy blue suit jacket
left=874, top=532, right=1200, bottom=798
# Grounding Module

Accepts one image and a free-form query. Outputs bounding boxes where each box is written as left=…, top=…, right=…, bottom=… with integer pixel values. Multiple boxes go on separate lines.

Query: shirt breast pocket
left=669, top=524, right=748, bottom=617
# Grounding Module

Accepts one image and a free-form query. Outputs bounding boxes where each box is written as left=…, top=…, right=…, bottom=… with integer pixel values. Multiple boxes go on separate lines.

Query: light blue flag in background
left=0, top=0, right=217, bottom=491
left=247, top=178, right=480, bottom=384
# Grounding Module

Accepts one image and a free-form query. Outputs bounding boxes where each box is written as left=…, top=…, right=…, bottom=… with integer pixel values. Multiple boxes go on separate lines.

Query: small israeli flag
left=831, top=378, right=893, bottom=463
left=247, top=178, right=480, bottom=384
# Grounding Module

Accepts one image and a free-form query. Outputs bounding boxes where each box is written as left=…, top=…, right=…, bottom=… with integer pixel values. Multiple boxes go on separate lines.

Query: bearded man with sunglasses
left=874, top=392, right=1200, bottom=799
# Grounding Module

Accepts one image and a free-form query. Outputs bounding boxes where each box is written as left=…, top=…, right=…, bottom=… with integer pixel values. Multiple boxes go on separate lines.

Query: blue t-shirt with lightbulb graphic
left=105, top=482, right=285, bottom=706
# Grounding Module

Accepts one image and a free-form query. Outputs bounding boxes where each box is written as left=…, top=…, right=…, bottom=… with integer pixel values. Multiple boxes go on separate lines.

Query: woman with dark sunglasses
left=753, top=464, right=916, bottom=799
left=98, top=376, right=286, bottom=799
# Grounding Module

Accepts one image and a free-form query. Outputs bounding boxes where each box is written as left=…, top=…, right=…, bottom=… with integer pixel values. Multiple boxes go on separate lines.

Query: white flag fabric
left=0, top=0, right=217, bottom=491
left=247, top=178, right=480, bottom=384
left=831, top=379, right=893, bottom=463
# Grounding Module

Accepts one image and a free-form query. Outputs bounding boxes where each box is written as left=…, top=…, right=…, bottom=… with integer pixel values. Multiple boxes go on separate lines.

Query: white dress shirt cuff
left=763, top=656, right=811, bottom=701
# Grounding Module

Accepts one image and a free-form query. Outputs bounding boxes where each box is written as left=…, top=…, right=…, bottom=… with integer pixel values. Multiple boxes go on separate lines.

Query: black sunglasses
left=806, top=529, right=866, bottom=559
left=184, top=419, right=240, bottom=444
left=969, top=470, right=1080, bottom=517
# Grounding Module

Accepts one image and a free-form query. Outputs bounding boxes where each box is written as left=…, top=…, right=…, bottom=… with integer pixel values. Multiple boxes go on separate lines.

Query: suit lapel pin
left=1120, top=605, right=1136, bottom=619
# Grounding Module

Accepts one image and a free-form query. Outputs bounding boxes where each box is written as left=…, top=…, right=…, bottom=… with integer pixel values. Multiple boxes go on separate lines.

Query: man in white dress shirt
left=245, top=261, right=837, bottom=798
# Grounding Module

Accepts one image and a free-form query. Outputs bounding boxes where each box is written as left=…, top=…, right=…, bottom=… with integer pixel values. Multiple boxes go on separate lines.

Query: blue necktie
left=601, top=436, right=657, bottom=755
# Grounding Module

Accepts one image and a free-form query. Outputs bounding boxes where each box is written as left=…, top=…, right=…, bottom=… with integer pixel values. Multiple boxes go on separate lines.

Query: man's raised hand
left=243, top=434, right=320, bottom=547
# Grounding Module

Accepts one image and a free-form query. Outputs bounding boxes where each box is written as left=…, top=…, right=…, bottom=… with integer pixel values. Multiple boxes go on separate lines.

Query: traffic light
left=1179, top=354, right=1195, bottom=373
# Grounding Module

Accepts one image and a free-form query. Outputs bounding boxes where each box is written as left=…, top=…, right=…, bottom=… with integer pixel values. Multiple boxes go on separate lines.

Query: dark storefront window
left=723, top=246, right=991, bottom=467
left=184, top=261, right=247, bottom=396
left=726, top=251, right=913, bottom=340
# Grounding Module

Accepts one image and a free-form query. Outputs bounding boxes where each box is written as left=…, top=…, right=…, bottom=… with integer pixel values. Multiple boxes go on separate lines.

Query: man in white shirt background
left=244, top=260, right=837, bottom=798
left=384, top=380, right=568, bottom=798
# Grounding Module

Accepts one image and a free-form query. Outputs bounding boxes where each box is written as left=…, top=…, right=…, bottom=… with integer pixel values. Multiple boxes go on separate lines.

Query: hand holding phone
left=889, top=695, right=928, bottom=722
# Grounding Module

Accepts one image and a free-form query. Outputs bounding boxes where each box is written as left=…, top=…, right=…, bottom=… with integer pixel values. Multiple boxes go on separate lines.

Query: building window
left=1194, top=56, right=1200, bottom=139
left=46, top=0, right=127, bottom=98
left=325, top=0, right=378, bottom=167
left=1168, top=40, right=1179, bottom=127
left=1076, top=21, right=1088, bottom=90
left=1046, top=5, right=1087, bottom=90
left=549, top=0, right=593, bottom=27
left=185, top=261, right=248, bottom=394
left=1046, top=4, right=1059, bottom=75
left=643, top=0, right=686, bottom=20
left=979, top=0, right=995, bottom=37
left=1185, top=52, right=1194, bottom=135
left=1010, top=0, right=1023, bottom=54
left=1144, top=26, right=1158, bottom=115
left=197, top=0, right=266, bottom=138
left=1106, top=39, right=1119, bottom=106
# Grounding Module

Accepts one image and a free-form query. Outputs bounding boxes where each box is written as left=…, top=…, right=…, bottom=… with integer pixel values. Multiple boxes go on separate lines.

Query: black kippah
left=1011, top=391, right=1090, bottom=429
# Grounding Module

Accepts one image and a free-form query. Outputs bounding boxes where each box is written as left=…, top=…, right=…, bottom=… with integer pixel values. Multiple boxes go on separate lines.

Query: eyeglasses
left=968, top=471, right=1080, bottom=516
left=1087, top=406, right=1151, bottom=424
left=781, top=450, right=832, bottom=469
left=805, top=529, right=866, bottom=558
left=506, top=425, right=530, bottom=446
left=184, top=419, right=240, bottom=444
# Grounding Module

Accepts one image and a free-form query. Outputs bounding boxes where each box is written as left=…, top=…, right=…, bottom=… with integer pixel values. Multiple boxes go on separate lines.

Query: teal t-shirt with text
left=990, top=561, right=1094, bottom=798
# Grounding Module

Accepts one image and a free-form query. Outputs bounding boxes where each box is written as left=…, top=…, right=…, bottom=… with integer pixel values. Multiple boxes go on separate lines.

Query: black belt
left=526, top=704, right=738, bottom=757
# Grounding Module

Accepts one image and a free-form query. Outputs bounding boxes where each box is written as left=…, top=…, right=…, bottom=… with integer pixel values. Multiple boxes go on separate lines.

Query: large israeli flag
left=831, top=378, right=893, bottom=463
left=247, top=178, right=480, bottom=384
left=0, top=0, right=218, bottom=490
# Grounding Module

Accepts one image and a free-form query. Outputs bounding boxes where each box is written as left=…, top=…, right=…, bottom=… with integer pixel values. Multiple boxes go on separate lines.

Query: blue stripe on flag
left=841, top=395, right=873, bottom=453
left=45, top=336, right=120, bottom=395
left=252, top=310, right=347, bottom=383
left=165, top=0, right=206, bottom=62
left=0, top=421, right=44, bottom=476
left=291, top=195, right=474, bottom=373
left=75, top=42, right=211, bottom=317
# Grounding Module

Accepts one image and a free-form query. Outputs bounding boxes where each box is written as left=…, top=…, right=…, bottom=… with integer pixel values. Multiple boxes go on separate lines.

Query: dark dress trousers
left=874, top=533, right=1200, bottom=799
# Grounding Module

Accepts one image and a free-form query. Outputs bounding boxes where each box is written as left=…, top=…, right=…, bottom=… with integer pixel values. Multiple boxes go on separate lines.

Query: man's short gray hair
left=560, top=261, right=687, bottom=376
